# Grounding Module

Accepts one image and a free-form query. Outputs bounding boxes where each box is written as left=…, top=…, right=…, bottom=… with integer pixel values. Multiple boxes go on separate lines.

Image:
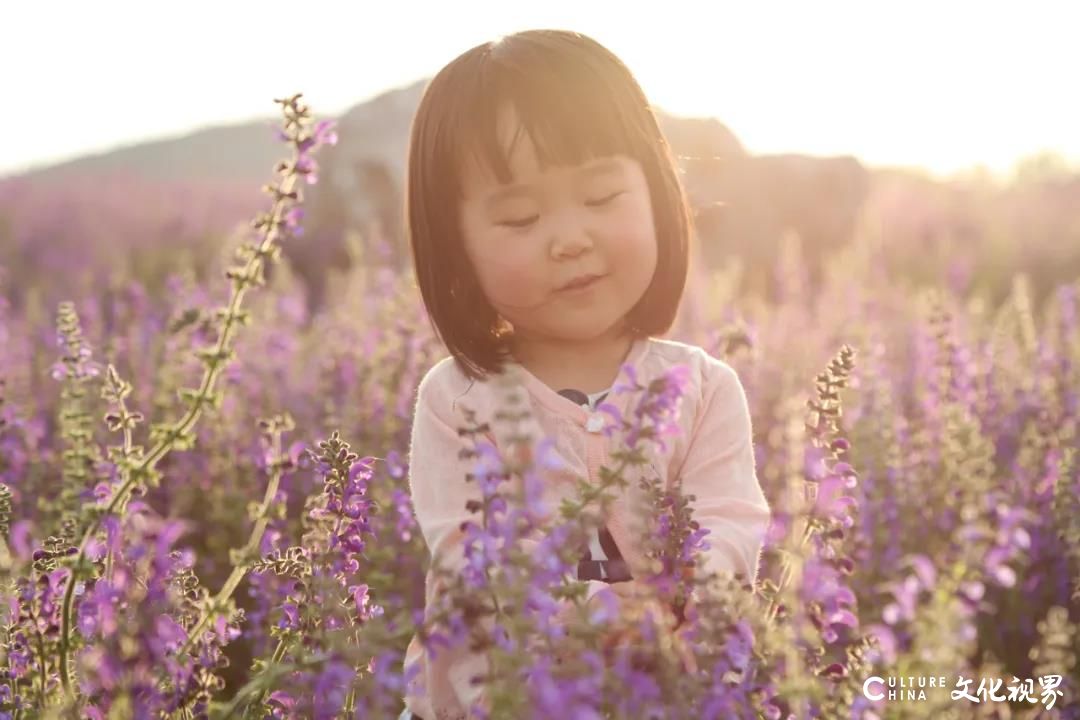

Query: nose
left=549, top=207, right=595, bottom=260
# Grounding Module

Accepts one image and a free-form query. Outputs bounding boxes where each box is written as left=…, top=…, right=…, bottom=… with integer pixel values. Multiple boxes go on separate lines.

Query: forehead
left=458, top=102, right=622, bottom=199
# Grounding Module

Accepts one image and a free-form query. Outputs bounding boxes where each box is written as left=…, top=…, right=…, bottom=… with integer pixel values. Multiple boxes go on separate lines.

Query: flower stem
left=177, top=423, right=287, bottom=658
left=56, top=166, right=299, bottom=701
left=241, top=636, right=290, bottom=719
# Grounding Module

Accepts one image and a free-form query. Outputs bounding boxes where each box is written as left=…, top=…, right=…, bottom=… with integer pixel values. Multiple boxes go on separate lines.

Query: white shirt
left=581, top=388, right=613, bottom=575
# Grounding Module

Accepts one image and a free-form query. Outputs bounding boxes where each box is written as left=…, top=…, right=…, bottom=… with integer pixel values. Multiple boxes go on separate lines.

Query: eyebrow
left=484, top=157, right=623, bottom=208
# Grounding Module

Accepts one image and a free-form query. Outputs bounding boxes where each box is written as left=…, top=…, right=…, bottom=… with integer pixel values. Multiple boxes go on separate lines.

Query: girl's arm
left=675, top=361, right=772, bottom=588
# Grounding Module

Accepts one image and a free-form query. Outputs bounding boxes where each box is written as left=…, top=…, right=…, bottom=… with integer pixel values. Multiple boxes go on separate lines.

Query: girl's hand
left=673, top=588, right=701, bottom=629
left=593, top=580, right=676, bottom=628
left=604, top=581, right=700, bottom=627
left=587, top=578, right=686, bottom=669
left=605, top=579, right=654, bottom=605
left=592, top=581, right=699, bottom=674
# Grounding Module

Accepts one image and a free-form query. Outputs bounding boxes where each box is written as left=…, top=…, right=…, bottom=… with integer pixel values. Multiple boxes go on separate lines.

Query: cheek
left=462, top=214, right=545, bottom=307
left=609, top=208, right=658, bottom=278
left=472, top=244, right=545, bottom=306
left=621, top=235, right=658, bottom=291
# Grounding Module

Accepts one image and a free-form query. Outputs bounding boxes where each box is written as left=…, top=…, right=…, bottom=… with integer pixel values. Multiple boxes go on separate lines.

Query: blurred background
left=3, top=0, right=1079, bottom=316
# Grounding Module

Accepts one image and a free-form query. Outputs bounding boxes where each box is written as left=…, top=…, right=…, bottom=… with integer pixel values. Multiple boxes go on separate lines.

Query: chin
left=557, top=317, right=628, bottom=340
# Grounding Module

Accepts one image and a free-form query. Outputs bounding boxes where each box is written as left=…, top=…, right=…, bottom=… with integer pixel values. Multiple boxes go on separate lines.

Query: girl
left=399, top=29, right=771, bottom=720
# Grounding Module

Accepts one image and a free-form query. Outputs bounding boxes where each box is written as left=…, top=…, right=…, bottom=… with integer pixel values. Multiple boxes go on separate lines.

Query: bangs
left=445, top=45, right=656, bottom=196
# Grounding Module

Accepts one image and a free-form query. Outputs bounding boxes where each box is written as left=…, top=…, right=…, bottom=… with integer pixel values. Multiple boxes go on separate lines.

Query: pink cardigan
left=402, top=336, right=771, bottom=719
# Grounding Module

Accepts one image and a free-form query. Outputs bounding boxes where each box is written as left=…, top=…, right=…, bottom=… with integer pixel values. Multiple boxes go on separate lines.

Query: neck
left=510, top=325, right=636, bottom=394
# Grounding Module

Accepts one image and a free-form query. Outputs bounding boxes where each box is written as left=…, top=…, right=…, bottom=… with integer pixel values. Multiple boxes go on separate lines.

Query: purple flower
left=601, top=363, right=692, bottom=452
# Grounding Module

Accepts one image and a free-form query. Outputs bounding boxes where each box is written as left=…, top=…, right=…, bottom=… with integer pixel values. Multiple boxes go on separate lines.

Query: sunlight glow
left=4, top=0, right=1077, bottom=180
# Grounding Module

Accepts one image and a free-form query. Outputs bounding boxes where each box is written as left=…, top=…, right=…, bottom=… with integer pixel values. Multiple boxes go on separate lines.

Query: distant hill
left=3, top=80, right=881, bottom=316
left=5, top=81, right=1077, bottom=319
left=3, top=79, right=747, bottom=189
left=8, top=120, right=287, bottom=184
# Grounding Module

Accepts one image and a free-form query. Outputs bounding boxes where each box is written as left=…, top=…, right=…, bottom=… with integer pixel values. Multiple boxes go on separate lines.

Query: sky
left=3, top=0, right=1078, bottom=181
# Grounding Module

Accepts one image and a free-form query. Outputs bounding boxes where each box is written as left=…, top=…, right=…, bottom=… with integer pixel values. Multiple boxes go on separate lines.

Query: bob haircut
left=406, top=29, right=693, bottom=382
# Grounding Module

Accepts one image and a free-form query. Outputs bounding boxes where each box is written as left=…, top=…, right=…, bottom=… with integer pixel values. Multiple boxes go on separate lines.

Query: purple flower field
left=0, top=97, right=1077, bottom=719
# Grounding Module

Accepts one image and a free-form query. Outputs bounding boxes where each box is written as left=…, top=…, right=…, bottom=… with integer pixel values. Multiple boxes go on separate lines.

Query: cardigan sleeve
left=675, top=360, right=771, bottom=587
left=407, top=369, right=610, bottom=718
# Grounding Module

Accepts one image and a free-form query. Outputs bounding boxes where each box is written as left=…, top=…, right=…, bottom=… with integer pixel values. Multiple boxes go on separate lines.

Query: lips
left=560, top=273, right=603, bottom=291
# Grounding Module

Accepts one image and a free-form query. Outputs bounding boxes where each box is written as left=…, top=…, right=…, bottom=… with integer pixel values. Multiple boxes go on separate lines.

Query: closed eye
left=497, top=191, right=626, bottom=229
left=499, top=214, right=538, bottom=229
left=586, top=190, right=625, bottom=207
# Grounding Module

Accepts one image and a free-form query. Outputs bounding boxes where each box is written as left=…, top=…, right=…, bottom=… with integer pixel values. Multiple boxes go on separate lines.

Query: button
left=586, top=413, right=604, bottom=433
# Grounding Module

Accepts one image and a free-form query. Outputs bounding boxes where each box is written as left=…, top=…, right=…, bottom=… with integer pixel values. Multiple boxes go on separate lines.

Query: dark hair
left=406, top=29, right=692, bottom=382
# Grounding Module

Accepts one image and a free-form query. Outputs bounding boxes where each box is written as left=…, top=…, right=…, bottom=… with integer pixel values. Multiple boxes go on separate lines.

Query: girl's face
left=458, top=104, right=658, bottom=348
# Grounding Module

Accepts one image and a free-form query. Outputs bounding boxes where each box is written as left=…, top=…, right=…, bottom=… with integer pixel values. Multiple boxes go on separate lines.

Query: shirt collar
left=508, top=336, right=650, bottom=423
